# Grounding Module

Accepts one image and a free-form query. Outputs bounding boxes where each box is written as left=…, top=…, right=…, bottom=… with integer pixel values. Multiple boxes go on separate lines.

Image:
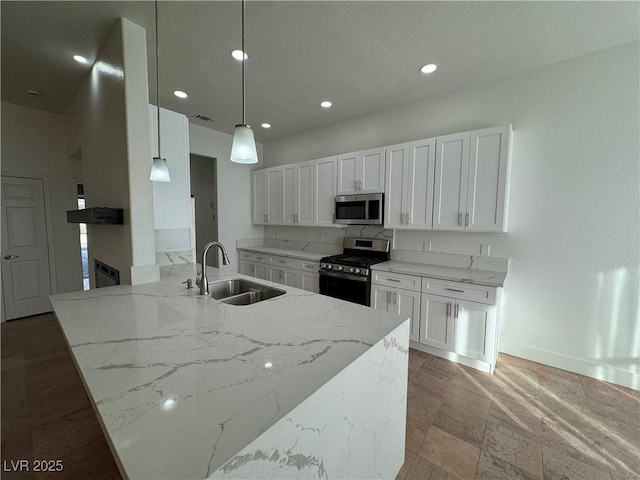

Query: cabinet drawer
left=239, top=251, right=268, bottom=263
left=421, top=278, right=496, bottom=304
left=269, top=255, right=300, bottom=270
left=300, top=261, right=320, bottom=272
left=371, top=271, right=421, bottom=292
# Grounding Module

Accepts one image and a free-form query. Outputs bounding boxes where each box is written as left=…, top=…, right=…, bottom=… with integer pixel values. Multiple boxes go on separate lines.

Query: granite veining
left=49, top=263, right=408, bottom=479
left=237, top=245, right=331, bottom=262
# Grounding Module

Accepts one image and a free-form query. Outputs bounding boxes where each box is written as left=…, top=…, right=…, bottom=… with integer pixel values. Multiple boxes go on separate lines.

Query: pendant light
left=230, top=0, right=258, bottom=164
left=150, top=0, right=171, bottom=182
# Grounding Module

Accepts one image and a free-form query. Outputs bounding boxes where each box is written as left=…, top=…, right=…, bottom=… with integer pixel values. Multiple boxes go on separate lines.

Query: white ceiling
left=2, top=1, right=638, bottom=143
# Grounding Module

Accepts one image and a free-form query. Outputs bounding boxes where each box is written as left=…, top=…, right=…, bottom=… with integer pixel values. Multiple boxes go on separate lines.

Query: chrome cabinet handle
left=465, top=212, right=469, bottom=227
left=386, top=291, right=390, bottom=304
left=278, top=260, right=286, bottom=264
left=454, top=303, right=460, bottom=319
left=3, top=254, right=19, bottom=259
left=264, top=213, right=268, bottom=222
left=458, top=212, right=463, bottom=226
left=393, top=292, right=397, bottom=304
left=400, top=213, right=404, bottom=224
left=446, top=302, right=451, bottom=317
left=404, top=213, right=409, bottom=224
left=387, top=278, right=400, bottom=283
left=444, top=288, right=464, bottom=293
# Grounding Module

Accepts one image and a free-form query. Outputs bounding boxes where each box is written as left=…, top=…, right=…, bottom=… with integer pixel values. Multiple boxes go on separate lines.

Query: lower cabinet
left=372, top=269, right=502, bottom=373
left=238, top=249, right=320, bottom=293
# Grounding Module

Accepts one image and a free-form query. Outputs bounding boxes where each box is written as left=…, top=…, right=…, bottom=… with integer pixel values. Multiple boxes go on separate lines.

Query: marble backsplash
left=391, top=249, right=508, bottom=272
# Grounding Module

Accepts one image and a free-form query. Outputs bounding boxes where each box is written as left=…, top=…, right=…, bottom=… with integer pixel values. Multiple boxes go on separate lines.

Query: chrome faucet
left=196, top=241, right=231, bottom=295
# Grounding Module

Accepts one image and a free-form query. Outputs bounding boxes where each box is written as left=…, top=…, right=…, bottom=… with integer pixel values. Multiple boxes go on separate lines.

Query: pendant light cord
left=155, top=0, right=162, bottom=157
left=241, top=0, right=246, bottom=126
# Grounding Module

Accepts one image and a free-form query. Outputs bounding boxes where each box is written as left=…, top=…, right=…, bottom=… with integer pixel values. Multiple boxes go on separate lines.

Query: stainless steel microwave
left=334, top=193, right=384, bottom=225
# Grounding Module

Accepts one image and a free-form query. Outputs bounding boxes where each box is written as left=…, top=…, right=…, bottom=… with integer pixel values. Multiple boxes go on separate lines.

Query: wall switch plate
left=480, top=244, right=490, bottom=256
left=423, top=241, right=432, bottom=252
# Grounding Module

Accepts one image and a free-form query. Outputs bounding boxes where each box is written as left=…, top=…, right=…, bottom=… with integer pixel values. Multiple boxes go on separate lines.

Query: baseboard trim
left=500, top=339, right=639, bottom=390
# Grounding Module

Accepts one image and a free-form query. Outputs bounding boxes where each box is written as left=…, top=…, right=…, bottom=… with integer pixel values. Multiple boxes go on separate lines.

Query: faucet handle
left=182, top=278, right=193, bottom=289
left=195, top=270, right=202, bottom=287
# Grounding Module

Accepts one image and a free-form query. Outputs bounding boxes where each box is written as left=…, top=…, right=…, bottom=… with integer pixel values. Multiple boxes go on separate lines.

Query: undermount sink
left=210, top=278, right=286, bottom=305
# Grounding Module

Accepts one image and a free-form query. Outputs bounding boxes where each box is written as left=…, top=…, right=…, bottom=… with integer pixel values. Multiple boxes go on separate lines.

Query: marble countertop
left=372, top=261, right=507, bottom=287
left=49, top=263, right=406, bottom=480
left=237, top=246, right=328, bottom=262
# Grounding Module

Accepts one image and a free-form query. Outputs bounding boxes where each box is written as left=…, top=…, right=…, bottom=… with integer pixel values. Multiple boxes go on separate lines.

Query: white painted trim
left=410, top=340, right=494, bottom=374
left=500, top=338, right=639, bottom=390
left=1, top=172, right=59, bottom=295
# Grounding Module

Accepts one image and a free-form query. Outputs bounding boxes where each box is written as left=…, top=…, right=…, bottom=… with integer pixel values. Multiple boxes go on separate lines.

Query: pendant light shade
left=230, top=124, right=258, bottom=164
left=150, top=0, right=170, bottom=182
left=150, top=156, right=171, bottom=182
left=230, top=0, right=258, bottom=164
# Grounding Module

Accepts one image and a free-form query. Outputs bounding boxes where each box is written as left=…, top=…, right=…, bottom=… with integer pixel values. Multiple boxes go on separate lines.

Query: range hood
left=66, top=207, right=124, bottom=225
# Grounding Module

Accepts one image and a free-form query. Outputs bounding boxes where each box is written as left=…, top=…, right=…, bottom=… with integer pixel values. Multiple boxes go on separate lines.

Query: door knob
left=3, top=254, right=19, bottom=260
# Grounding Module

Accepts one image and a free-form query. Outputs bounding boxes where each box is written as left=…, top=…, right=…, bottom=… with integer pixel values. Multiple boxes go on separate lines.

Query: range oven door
left=319, top=271, right=370, bottom=306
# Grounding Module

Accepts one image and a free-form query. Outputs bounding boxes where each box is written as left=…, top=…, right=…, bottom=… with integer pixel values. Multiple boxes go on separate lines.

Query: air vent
left=194, top=114, right=214, bottom=122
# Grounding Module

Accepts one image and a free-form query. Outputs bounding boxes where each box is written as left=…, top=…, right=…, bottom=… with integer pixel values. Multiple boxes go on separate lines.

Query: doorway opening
left=77, top=184, right=89, bottom=290
left=189, top=154, right=218, bottom=267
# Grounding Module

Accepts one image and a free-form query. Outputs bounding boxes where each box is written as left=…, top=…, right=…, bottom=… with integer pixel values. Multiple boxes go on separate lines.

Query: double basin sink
left=209, top=278, right=286, bottom=306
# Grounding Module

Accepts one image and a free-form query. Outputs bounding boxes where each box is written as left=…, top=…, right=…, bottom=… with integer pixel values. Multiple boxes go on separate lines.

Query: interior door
left=1, top=176, right=53, bottom=320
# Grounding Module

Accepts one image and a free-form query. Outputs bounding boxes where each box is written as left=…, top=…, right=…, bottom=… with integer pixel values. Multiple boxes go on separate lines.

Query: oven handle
left=319, top=270, right=369, bottom=283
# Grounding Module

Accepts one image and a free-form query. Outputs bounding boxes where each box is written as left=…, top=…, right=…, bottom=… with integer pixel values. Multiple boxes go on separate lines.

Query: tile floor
left=2, top=314, right=639, bottom=479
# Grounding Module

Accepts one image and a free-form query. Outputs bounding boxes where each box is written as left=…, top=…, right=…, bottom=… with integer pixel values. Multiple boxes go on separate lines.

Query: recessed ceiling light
left=173, top=90, right=188, bottom=99
left=73, top=54, right=88, bottom=64
left=419, top=63, right=438, bottom=74
left=320, top=101, right=332, bottom=108
left=261, top=123, right=271, bottom=129
left=230, top=50, right=248, bottom=61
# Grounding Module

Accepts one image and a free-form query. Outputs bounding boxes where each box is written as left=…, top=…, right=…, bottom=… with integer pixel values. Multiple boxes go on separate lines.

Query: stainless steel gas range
left=319, top=237, right=390, bottom=306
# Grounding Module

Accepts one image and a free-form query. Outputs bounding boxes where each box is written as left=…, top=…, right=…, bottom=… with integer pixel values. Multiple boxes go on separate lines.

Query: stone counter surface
left=238, top=245, right=328, bottom=262
left=49, top=263, right=408, bottom=479
left=372, top=260, right=507, bottom=288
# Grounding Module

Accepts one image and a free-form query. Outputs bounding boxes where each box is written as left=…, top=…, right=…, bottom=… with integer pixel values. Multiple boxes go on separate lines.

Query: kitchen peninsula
left=49, top=263, right=409, bottom=480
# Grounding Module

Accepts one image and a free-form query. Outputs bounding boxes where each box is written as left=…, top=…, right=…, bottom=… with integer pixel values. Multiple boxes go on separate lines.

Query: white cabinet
left=337, top=147, right=385, bottom=194
left=282, top=161, right=314, bottom=225
left=252, top=167, right=281, bottom=225
left=372, top=272, right=421, bottom=342
left=433, top=125, right=512, bottom=232
left=420, top=293, right=455, bottom=351
left=269, top=265, right=300, bottom=287
left=300, top=271, right=320, bottom=293
left=417, top=278, right=499, bottom=372
left=313, top=156, right=337, bottom=225
left=384, top=138, right=436, bottom=229
left=238, top=251, right=269, bottom=280
left=238, top=250, right=320, bottom=293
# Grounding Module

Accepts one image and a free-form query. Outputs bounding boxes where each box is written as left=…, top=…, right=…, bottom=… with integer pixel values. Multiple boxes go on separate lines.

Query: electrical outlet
left=423, top=241, right=432, bottom=252
left=480, top=244, right=490, bottom=256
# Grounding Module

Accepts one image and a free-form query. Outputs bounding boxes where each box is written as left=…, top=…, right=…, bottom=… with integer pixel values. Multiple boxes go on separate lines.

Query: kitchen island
left=49, top=263, right=409, bottom=479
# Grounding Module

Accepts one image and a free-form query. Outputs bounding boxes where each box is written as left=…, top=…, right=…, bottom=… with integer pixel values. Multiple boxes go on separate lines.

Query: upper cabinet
left=337, top=147, right=385, bottom=194
left=384, top=138, right=436, bottom=229
left=282, top=160, right=314, bottom=225
left=313, top=156, right=337, bottom=226
left=252, top=167, right=281, bottom=225
left=433, top=125, right=512, bottom=232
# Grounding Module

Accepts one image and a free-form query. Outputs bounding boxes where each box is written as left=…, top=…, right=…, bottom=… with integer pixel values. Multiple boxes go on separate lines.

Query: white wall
left=1, top=102, right=84, bottom=295
left=263, top=41, right=640, bottom=389
left=66, top=18, right=158, bottom=285
left=188, top=124, right=264, bottom=272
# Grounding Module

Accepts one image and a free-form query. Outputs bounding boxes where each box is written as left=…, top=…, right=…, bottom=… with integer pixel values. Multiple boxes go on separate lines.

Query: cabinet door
left=453, top=300, right=495, bottom=362
left=314, top=156, right=337, bottom=225
left=281, top=164, right=296, bottom=224
left=254, top=263, right=269, bottom=280
left=371, top=284, right=391, bottom=312
left=384, top=143, right=409, bottom=228
left=433, top=132, right=470, bottom=231
left=269, top=265, right=286, bottom=285
left=240, top=261, right=255, bottom=277
left=337, top=152, right=358, bottom=194
left=283, top=267, right=300, bottom=288
left=360, top=147, right=385, bottom=193
left=299, top=271, right=319, bottom=293
left=266, top=167, right=282, bottom=223
left=419, top=293, right=454, bottom=351
left=296, top=161, right=315, bottom=225
left=391, top=288, right=421, bottom=342
left=252, top=170, right=267, bottom=224
left=406, top=138, right=436, bottom=229
left=466, top=126, right=510, bottom=232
